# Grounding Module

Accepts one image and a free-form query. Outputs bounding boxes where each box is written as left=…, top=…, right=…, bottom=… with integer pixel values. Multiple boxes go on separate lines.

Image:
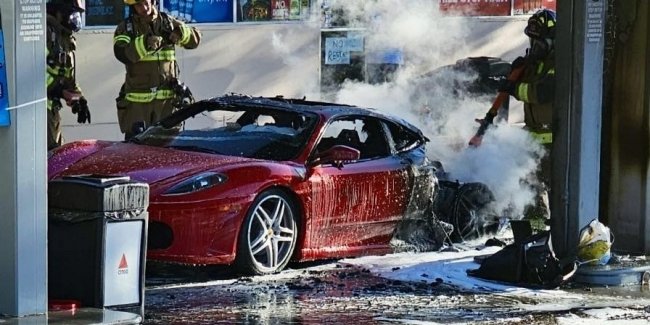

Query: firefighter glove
left=475, top=112, right=495, bottom=126
left=71, top=97, right=91, bottom=124
left=146, top=35, right=163, bottom=51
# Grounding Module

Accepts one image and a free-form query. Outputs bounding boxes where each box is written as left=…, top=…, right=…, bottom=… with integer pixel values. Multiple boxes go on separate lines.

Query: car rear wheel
left=235, top=189, right=298, bottom=275
left=449, top=182, right=499, bottom=241
left=434, top=181, right=499, bottom=242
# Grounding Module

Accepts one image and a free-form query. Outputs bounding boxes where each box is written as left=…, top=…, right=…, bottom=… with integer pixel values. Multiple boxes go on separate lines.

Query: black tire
left=450, top=182, right=499, bottom=242
left=235, top=189, right=298, bottom=275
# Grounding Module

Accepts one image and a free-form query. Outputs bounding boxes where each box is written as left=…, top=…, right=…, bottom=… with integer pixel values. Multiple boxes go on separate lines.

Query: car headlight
left=163, top=172, right=227, bottom=195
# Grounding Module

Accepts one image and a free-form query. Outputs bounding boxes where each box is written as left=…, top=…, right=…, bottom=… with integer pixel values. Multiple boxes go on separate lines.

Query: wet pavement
left=142, top=261, right=650, bottom=324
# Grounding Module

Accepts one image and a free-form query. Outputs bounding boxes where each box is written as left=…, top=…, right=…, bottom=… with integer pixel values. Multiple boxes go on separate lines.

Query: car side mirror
left=309, top=145, right=360, bottom=168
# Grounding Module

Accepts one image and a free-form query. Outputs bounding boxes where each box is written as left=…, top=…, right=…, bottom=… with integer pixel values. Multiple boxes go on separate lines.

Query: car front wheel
left=235, top=189, right=298, bottom=275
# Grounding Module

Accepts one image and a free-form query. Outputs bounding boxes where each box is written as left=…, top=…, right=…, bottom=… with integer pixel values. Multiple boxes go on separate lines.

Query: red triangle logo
left=118, top=254, right=128, bottom=269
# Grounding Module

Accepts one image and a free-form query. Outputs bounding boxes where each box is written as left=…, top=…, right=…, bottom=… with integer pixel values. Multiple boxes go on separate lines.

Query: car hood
left=55, top=142, right=253, bottom=185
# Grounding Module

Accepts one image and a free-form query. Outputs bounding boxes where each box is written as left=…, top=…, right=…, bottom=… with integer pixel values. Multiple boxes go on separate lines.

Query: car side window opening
left=316, top=117, right=391, bottom=161
left=386, top=121, right=421, bottom=153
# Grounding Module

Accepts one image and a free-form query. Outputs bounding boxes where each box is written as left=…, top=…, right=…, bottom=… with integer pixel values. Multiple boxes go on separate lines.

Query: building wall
left=62, top=17, right=529, bottom=142
left=605, top=0, right=650, bottom=254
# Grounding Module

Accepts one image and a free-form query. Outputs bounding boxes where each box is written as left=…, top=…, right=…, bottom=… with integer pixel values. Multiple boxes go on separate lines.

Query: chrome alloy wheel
left=245, top=194, right=297, bottom=273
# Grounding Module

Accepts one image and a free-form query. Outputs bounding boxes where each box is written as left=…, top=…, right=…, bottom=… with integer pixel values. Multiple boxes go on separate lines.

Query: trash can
left=48, top=175, right=149, bottom=317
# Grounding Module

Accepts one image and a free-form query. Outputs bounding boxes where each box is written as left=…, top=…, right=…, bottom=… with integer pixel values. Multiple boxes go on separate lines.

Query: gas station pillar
left=0, top=0, right=48, bottom=317
left=552, top=0, right=607, bottom=261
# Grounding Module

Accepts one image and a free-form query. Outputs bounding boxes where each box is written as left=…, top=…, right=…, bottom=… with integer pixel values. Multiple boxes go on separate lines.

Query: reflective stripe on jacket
left=125, top=89, right=176, bottom=103
left=513, top=53, right=555, bottom=133
left=530, top=131, right=553, bottom=144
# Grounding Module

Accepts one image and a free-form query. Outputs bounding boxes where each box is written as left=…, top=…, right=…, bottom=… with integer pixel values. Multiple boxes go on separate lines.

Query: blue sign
left=366, top=48, right=404, bottom=65
left=0, top=12, right=9, bottom=126
left=163, top=0, right=233, bottom=23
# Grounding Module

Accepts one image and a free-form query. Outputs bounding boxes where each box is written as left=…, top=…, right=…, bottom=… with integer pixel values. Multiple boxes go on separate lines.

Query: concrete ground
left=0, top=308, right=141, bottom=325
left=140, top=259, right=650, bottom=324
left=3, top=257, right=650, bottom=325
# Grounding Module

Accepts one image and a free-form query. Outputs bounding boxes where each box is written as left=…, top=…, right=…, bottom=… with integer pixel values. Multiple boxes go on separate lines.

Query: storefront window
left=162, top=0, right=234, bottom=23
left=84, top=0, right=311, bottom=26
left=84, top=0, right=127, bottom=26
left=513, top=0, right=557, bottom=15
left=438, top=0, right=557, bottom=16
left=237, top=0, right=311, bottom=22
left=439, top=0, right=511, bottom=16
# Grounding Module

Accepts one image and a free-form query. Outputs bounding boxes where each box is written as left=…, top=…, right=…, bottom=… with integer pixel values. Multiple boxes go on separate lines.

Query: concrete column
left=551, top=0, right=606, bottom=260
left=0, top=0, right=48, bottom=317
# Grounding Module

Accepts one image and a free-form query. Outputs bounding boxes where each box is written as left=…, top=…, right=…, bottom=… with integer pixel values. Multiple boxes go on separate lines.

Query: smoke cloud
left=321, top=0, right=544, bottom=218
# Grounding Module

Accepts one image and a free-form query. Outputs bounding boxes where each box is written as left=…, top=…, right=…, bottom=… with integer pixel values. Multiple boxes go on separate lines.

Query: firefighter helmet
left=47, top=0, right=85, bottom=13
left=525, top=9, right=556, bottom=40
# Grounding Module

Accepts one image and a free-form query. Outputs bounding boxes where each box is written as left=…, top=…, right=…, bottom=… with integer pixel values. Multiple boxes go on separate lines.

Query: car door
left=384, top=120, right=436, bottom=221
left=305, top=116, right=410, bottom=256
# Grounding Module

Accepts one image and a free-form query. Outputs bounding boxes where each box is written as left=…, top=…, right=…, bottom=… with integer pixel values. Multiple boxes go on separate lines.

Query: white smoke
left=324, top=0, right=543, bottom=218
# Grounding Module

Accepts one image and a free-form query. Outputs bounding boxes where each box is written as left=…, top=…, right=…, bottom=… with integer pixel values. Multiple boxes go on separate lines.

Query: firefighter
left=499, top=9, right=556, bottom=220
left=46, top=0, right=91, bottom=150
left=114, top=0, right=201, bottom=140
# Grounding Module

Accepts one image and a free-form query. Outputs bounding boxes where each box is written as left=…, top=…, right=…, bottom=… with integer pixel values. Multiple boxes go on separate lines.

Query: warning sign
left=104, top=221, right=143, bottom=306
left=118, top=254, right=129, bottom=275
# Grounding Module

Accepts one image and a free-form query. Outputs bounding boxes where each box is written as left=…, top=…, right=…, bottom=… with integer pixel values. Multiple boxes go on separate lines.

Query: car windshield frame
left=130, top=101, right=319, bottom=162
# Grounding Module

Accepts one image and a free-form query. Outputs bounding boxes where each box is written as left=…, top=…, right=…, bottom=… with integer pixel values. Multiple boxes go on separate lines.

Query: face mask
left=68, top=11, right=82, bottom=32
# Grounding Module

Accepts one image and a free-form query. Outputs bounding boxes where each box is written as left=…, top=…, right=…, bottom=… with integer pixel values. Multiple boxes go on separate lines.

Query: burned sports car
left=48, top=95, right=447, bottom=274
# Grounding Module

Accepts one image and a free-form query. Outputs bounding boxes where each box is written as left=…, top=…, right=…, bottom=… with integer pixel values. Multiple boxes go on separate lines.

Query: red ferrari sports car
left=48, top=95, right=438, bottom=275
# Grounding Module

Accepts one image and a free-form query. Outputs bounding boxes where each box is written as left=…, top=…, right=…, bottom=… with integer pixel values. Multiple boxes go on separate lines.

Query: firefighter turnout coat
left=46, top=14, right=83, bottom=150
left=512, top=51, right=555, bottom=145
left=113, top=7, right=201, bottom=136
left=512, top=51, right=555, bottom=214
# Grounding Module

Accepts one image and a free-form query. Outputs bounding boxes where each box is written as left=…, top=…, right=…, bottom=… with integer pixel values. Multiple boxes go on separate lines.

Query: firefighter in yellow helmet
left=46, top=0, right=91, bottom=150
left=114, top=0, right=201, bottom=140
